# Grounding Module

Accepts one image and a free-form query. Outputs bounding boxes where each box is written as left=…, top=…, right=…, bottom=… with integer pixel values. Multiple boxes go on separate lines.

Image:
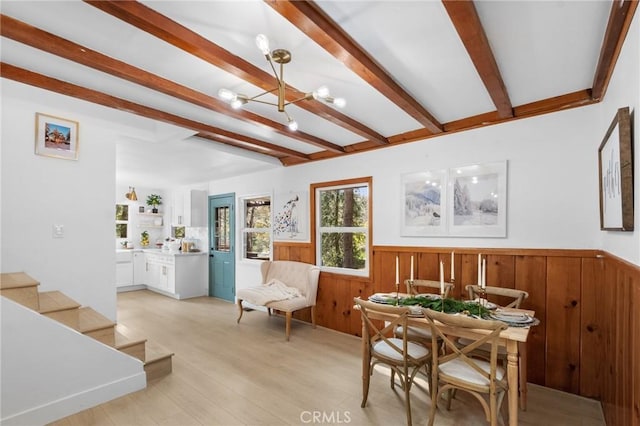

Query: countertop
left=116, top=248, right=207, bottom=256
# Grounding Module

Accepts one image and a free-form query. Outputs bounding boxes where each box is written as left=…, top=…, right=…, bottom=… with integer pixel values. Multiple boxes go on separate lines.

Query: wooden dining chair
left=354, top=297, right=431, bottom=426
left=461, top=285, right=528, bottom=362
left=463, top=285, right=530, bottom=411
left=466, top=285, right=529, bottom=309
left=394, top=279, right=454, bottom=347
left=406, top=279, right=454, bottom=298
left=423, top=308, right=509, bottom=426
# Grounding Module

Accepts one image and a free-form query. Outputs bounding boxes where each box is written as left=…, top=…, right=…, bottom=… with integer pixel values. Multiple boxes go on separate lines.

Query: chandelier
left=218, top=34, right=346, bottom=131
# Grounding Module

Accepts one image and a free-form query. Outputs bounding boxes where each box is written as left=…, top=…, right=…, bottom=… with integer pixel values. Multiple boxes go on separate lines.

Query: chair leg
left=236, top=299, right=244, bottom=323
left=428, top=375, right=439, bottom=426
left=311, top=305, right=317, bottom=328
left=285, top=311, right=292, bottom=341
left=403, top=369, right=412, bottom=426
left=446, top=388, right=454, bottom=410
left=361, top=357, right=371, bottom=408
left=490, top=390, right=498, bottom=426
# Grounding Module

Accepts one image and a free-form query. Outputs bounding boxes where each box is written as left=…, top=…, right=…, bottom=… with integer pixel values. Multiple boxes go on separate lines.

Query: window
left=241, top=195, right=271, bottom=260
left=115, top=204, right=129, bottom=238
left=314, top=177, right=371, bottom=276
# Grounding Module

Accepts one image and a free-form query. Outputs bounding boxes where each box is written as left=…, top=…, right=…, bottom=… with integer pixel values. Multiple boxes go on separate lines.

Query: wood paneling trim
left=373, top=245, right=601, bottom=258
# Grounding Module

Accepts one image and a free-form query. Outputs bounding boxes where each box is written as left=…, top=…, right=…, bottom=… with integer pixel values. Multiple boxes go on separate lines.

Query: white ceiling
left=0, top=1, right=618, bottom=188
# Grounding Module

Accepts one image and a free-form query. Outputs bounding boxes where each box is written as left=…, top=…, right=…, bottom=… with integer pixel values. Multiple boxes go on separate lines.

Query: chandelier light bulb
left=218, top=88, right=236, bottom=101
left=255, top=34, right=270, bottom=55
left=230, top=98, right=243, bottom=109
left=332, top=97, right=346, bottom=108
left=287, top=119, right=299, bottom=131
left=315, top=85, right=330, bottom=99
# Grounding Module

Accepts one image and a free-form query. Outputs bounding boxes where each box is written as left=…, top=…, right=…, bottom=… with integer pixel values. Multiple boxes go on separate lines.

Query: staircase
left=0, top=272, right=173, bottom=383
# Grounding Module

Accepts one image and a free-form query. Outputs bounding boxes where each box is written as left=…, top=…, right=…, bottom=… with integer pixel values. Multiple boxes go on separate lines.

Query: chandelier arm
left=247, top=88, right=278, bottom=101
left=244, top=98, right=279, bottom=107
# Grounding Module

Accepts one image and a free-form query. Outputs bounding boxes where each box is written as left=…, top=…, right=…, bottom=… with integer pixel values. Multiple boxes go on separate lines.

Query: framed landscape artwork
left=447, top=161, right=507, bottom=237
left=273, top=191, right=309, bottom=242
left=402, top=161, right=507, bottom=238
left=598, top=106, right=633, bottom=231
left=401, top=170, right=448, bottom=236
left=35, top=113, right=79, bottom=160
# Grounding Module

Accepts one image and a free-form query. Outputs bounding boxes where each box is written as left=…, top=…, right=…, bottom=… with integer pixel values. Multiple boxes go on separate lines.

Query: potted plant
left=146, top=194, right=162, bottom=214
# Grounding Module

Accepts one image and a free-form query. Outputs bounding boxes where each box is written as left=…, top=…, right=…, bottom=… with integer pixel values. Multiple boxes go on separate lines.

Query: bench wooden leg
left=285, top=311, right=292, bottom=341
left=236, top=299, right=244, bottom=323
left=311, top=306, right=317, bottom=328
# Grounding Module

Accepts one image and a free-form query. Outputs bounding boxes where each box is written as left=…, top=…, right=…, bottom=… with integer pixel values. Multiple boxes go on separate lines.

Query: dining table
left=360, top=293, right=535, bottom=426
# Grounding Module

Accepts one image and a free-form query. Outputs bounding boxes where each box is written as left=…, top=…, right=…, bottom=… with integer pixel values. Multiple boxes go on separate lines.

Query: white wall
left=209, top=103, right=607, bottom=291
left=1, top=80, right=158, bottom=320
left=595, top=12, right=639, bottom=263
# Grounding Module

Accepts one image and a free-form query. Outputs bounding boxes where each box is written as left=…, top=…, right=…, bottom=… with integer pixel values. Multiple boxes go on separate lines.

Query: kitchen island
left=116, top=249, right=208, bottom=299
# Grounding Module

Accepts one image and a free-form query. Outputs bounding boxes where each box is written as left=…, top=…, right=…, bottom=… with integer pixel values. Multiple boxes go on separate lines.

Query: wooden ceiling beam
left=0, top=14, right=339, bottom=154
left=591, top=0, right=638, bottom=100
left=194, top=133, right=305, bottom=159
left=0, top=63, right=309, bottom=161
left=84, top=0, right=385, bottom=147
left=442, top=0, right=513, bottom=119
left=387, top=89, right=595, bottom=146
left=265, top=0, right=443, bottom=135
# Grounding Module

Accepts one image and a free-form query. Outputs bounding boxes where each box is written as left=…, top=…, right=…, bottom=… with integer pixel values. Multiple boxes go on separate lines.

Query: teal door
left=209, top=193, right=235, bottom=301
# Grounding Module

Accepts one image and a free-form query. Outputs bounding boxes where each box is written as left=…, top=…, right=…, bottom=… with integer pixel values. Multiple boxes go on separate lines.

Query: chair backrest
left=465, top=285, right=528, bottom=309
left=354, top=297, right=419, bottom=363
left=261, top=261, right=320, bottom=305
left=422, top=308, right=508, bottom=388
left=405, top=279, right=454, bottom=298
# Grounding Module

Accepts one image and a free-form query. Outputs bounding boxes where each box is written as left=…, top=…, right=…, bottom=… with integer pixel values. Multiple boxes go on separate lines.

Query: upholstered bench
left=236, top=260, right=320, bottom=341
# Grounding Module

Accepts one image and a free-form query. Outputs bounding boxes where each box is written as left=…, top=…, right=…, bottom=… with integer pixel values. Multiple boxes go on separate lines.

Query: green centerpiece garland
left=388, top=295, right=491, bottom=317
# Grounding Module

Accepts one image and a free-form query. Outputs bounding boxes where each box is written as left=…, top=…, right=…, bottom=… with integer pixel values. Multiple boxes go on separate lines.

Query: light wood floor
left=52, top=290, right=605, bottom=426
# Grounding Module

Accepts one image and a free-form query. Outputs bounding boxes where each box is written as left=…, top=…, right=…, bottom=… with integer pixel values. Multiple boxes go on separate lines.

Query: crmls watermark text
left=300, top=410, right=351, bottom=424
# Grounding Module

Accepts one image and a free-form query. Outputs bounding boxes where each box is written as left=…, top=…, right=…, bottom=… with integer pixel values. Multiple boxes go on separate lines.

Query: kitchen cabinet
left=145, top=252, right=175, bottom=293
left=133, top=251, right=146, bottom=285
left=115, top=250, right=133, bottom=287
left=171, top=189, right=207, bottom=227
left=144, top=251, right=207, bottom=299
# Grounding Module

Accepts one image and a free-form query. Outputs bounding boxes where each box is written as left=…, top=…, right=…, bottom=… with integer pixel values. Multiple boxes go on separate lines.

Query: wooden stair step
left=0, top=272, right=40, bottom=311
left=76, top=307, right=116, bottom=346
left=39, top=291, right=81, bottom=328
left=115, top=323, right=173, bottom=381
left=144, top=340, right=174, bottom=382
left=38, top=291, right=81, bottom=313
left=114, top=330, right=147, bottom=361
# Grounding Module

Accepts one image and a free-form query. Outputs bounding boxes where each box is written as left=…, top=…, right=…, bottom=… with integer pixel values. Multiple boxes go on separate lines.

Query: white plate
left=471, top=298, right=497, bottom=309
left=490, top=312, right=533, bottom=324
left=368, top=293, right=398, bottom=304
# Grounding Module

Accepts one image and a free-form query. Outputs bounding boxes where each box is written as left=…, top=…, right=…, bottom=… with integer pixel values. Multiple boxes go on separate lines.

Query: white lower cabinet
left=115, top=250, right=133, bottom=287
left=133, top=251, right=146, bottom=285
left=144, top=252, right=207, bottom=299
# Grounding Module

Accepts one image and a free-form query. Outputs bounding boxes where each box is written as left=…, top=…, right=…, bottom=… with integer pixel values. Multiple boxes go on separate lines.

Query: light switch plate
left=53, top=224, right=64, bottom=238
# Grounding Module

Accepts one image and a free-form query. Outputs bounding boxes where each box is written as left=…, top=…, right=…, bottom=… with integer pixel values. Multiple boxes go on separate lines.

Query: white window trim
left=238, top=193, right=272, bottom=263
left=315, top=182, right=370, bottom=277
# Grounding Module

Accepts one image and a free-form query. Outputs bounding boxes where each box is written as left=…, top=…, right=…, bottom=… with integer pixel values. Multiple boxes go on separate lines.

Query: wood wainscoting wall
left=273, top=242, right=639, bottom=425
